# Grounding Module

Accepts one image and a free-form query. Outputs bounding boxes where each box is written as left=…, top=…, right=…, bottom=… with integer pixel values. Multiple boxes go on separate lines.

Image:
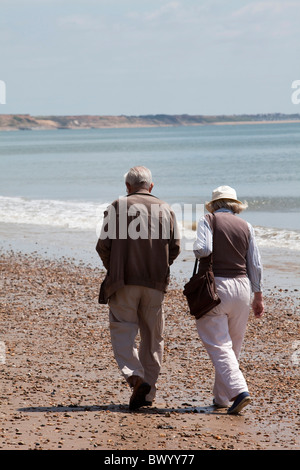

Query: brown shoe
left=128, top=376, right=151, bottom=411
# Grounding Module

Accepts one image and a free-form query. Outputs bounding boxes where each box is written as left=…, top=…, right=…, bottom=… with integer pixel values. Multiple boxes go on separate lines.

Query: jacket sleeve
left=96, top=237, right=111, bottom=270
left=169, top=211, right=181, bottom=265
left=95, top=206, right=114, bottom=270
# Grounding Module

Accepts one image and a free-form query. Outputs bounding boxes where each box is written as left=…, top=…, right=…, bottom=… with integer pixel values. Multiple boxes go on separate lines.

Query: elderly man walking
left=96, top=166, right=180, bottom=410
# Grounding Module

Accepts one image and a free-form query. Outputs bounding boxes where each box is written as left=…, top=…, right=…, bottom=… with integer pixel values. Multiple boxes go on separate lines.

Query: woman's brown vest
left=206, top=212, right=250, bottom=278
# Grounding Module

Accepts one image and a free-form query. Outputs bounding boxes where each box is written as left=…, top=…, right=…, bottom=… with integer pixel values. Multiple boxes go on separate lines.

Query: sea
left=0, top=123, right=300, bottom=291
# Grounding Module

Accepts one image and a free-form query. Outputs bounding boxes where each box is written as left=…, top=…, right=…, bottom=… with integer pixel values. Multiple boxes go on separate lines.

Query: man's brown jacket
left=96, top=190, right=181, bottom=299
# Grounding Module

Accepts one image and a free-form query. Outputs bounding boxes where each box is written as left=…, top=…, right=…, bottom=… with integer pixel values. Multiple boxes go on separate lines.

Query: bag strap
left=193, top=258, right=199, bottom=276
left=210, top=212, right=216, bottom=259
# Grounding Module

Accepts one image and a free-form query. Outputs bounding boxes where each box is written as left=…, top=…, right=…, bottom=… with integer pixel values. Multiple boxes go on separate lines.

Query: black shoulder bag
left=183, top=214, right=221, bottom=319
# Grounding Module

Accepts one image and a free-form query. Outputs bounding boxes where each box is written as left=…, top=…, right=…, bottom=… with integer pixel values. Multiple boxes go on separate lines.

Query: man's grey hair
left=124, top=166, right=152, bottom=189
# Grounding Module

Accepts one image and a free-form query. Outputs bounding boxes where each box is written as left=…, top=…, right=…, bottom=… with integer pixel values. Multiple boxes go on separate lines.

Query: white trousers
left=196, top=277, right=251, bottom=407
left=109, top=285, right=165, bottom=401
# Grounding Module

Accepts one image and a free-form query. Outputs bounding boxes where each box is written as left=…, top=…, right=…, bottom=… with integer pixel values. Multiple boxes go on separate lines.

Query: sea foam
left=0, top=196, right=299, bottom=251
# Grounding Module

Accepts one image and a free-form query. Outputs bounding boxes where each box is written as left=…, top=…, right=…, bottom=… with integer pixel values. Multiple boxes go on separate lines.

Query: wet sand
left=0, top=251, right=299, bottom=451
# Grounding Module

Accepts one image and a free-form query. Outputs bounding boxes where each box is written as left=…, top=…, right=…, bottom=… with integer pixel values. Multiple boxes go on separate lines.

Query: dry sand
left=0, top=251, right=299, bottom=451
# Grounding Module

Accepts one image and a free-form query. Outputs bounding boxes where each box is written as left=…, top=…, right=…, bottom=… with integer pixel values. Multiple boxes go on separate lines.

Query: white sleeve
left=246, top=223, right=263, bottom=292
left=193, top=216, right=213, bottom=259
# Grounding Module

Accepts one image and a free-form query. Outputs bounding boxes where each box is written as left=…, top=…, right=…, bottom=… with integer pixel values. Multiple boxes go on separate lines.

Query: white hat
left=205, top=185, right=243, bottom=212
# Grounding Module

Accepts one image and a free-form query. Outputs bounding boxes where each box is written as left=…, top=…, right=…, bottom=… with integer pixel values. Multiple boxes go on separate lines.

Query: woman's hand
left=252, top=292, right=264, bottom=318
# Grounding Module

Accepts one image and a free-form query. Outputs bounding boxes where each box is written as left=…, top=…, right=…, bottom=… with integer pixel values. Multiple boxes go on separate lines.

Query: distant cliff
left=1, top=113, right=300, bottom=131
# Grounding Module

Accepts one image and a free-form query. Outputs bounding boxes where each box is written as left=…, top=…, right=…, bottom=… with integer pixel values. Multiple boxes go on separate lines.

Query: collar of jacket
left=126, top=189, right=158, bottom=199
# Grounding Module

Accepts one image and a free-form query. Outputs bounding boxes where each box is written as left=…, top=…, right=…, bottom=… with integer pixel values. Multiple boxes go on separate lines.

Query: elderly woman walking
left=193, top=186, right=264, bottom=414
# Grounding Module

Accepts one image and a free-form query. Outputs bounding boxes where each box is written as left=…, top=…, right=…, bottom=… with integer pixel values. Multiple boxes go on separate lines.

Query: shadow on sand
left=18, top=403, right=227, bottom=415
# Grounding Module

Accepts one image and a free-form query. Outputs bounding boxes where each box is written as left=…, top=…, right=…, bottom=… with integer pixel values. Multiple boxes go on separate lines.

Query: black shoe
left=129, top=379, right=151, bottom=411
left=227, top=392, right=251, bottom=415
left=142, top=400, right=153, bottom=407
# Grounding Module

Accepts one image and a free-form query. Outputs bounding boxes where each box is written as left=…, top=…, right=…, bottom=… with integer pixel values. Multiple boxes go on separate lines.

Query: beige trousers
left=196, top=277, right=251, bottom=407
left=109, top=285, right=165, bottom=401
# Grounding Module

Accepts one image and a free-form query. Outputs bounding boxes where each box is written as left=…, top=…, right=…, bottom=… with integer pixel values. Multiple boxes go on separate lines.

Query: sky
left=0, top=0, right=300, bottom=116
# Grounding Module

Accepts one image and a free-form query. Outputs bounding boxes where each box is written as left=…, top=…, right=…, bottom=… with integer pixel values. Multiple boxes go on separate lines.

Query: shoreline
left=1, top=120, right=300, bottom=132
left=1, top=221, right=299, bottom=295
left=1, top=113, right=300, bottom=132
left=0, top=250, right=299, bottom=450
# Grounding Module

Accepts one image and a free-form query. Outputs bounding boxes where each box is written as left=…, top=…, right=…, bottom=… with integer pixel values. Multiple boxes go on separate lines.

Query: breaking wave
left=0, top=196, right=299, bottom=251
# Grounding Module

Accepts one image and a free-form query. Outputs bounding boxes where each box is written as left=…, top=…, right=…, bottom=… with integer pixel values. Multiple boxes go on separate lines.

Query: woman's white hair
left=207, top=199, right=248, bottom=214
left=124, top=166, right=152, bottom=189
